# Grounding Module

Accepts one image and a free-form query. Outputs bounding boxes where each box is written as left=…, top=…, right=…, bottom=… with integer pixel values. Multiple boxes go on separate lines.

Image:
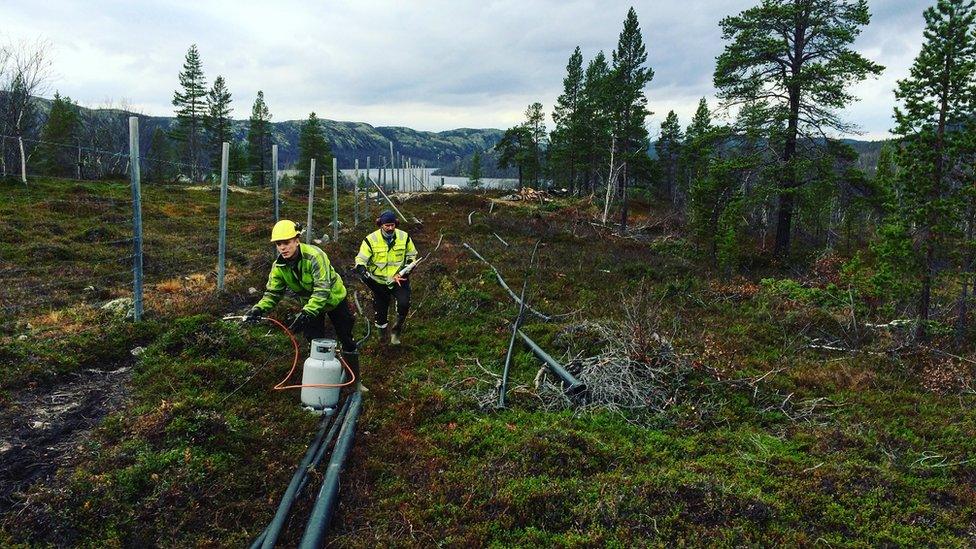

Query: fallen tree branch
left=919, top=344, right=976, bottom=366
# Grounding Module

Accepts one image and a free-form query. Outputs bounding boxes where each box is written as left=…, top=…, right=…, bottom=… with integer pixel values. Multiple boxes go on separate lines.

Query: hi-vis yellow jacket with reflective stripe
left=355, top=229, right=418, bottom=286
left=254, top=243, right=347, bottom=315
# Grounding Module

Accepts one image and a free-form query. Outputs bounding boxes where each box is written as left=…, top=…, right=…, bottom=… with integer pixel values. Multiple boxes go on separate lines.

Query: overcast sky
left=1, top=0, right=934, bottom=139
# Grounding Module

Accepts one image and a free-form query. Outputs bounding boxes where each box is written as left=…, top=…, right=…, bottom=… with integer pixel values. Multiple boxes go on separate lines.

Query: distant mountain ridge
left=30, top=96, right=505, bottom=171
left=30, top=97, right=887, bottom=176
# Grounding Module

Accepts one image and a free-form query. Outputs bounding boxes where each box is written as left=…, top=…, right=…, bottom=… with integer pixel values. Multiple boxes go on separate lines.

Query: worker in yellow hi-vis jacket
left=244, top=219, right=365, bottom=391
left=354, top=210, right=418, bottom=345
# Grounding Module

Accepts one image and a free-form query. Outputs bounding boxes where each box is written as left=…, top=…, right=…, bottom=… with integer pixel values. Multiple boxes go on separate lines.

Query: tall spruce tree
left=550, top=47, right=586, bottom=193
left=247, top=91, right=272, bottom=186
left=714, top=0, right=883, bottom=257
left=655, top=110, right=683, bottom=207
left=580, top=51, right=612, bottom=195
left=171, top=44, right=207, bottom=181
left=34, top=92, right=79, bottom=177
left=297, top=111, right=332, bottom=184
left=888, top=0, right=976, bottom=338
left=682, top=98, right=714, bottom=198
left=610, top=7, right=654, bottom=231
left=204, top=75, right=233, bottom=173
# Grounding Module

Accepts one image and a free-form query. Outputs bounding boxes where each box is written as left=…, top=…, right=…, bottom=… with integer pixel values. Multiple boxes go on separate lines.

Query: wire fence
left=0, top=117, right=492, bottom=324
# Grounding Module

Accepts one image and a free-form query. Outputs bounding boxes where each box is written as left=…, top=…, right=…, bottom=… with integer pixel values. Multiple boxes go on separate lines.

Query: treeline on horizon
left=496, top=0, right=976, bottom=346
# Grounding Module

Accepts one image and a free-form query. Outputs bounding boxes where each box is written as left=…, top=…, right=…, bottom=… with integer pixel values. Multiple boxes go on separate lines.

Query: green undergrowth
left=2, top=180, right=975, bottom=546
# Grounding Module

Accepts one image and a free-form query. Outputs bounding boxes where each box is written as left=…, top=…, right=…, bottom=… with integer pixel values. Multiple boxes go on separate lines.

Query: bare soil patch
left=0, top=362, right=132, bottom=511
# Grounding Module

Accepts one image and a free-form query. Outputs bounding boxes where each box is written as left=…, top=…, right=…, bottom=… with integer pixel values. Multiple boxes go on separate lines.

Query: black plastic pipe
left=517, top=329, right=587, bottom=397
left=498, top=272, right=530, bottom=408
left=252, top=396, right=353, bottom=549
left=462, top=242, right=552, bottom=322
left=298, top=391, right=364, bottom=549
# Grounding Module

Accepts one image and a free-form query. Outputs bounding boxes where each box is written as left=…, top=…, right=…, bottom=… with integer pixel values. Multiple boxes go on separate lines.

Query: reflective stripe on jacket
left=355, top=228, right=418, bottom=285
left=254, top=242, right=346, bottom=315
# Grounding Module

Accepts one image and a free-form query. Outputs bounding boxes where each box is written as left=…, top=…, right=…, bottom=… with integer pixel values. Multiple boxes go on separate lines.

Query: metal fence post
left=332, top=157, right=339, bottom=242
left=272, top=144, right=279, bottom=221
left=307, top=159, right=316, bottom=243
left=354, top=158, right=360, bottom=226
left=365, top=156, right=371, bottom=221
left=128, top=116, right=144, bottom=320
left=388, top=141, right=394, bottom=192
left=218, top=141, right=230, bottom=291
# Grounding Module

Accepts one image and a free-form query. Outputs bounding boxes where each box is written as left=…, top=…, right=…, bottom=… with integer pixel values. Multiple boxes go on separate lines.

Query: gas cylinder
left=301, top=338, right=345, bottom=410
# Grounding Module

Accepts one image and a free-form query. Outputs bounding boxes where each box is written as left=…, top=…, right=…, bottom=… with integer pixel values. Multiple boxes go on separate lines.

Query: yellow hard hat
left=270, top=220, right=301, bottom=242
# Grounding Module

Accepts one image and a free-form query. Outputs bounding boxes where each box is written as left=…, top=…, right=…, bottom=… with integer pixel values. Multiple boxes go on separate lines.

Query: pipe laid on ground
left=498, top=240, right=541, bottom=408
left=517, top=330, right=587, bottom=397
left=255, top=396, right=353, bottom=549
left=298, top=391, right=364, bottom=549
left=462, top=242, right=552, bottom=322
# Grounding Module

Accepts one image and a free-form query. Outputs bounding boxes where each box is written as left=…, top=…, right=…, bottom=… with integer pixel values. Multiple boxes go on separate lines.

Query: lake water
left=338, top=168, right=519, bottom=191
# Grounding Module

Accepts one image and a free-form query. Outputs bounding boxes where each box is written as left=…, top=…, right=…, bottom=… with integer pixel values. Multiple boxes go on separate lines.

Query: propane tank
left=301, top=338, right=345, bottom=410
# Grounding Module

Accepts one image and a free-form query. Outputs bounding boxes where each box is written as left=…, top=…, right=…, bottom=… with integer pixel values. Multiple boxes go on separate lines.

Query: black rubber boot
left=391, top=315, right=406, bottom=346
left=342, top=351, right=368, bottom=393
left=375, top=322, right=389, bottom=345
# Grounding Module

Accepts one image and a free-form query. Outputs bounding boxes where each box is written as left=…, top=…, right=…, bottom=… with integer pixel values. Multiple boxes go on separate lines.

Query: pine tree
left=204, top=75, right=233, bottom=173
left=247, top=91, right=272, bottom=186
left=495, top=125, right=533, bottom=190
left=550, top=47, right=586, bottom=193
left=888, top=0, right=976, bottom=338
left=609, top=7, right=654, bottom=231
left=144, top=126, right=175, bottom=183
left=524, top=102, right=547, bottom=186
left=683, top=99, right=735, bottom=261
left=469, top=150, right=483, bottom=189
left=655, top=111, right=683, bottom=207
left=714, top=0, right=884, bottom=257
left=228, top=140, right=248, bottom=186
left=297, top=112, right=332, bottom=184
left=34, top=92, right=79, bottom=177
left=171, top=44, right=207, bottom=181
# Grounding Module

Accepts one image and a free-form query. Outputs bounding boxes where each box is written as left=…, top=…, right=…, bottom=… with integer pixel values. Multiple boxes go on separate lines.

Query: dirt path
left=0, top=363, right=132, bottom=512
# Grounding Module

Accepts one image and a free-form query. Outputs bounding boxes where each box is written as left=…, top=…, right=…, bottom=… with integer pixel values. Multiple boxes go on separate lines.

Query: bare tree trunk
left=775, top=83, right=801, bottom=258
left=619, top=164, right=629, bottom=233
left=602, top=136, right=615, bottom=224
left=18, top=136, right=26, bottom=185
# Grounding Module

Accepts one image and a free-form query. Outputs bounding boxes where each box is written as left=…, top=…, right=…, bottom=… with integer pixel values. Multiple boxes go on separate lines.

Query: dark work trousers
left=303, top=296, right=357, bottom=353
left=365, top=278, right=410, bottom=327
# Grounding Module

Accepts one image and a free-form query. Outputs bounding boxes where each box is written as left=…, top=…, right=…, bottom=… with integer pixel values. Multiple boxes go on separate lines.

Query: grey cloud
left=0, top=0, right=940, bottom=133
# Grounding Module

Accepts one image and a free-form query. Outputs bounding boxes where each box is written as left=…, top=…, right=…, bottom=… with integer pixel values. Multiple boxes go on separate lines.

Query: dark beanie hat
left=378, top=210, right=397, bottom=225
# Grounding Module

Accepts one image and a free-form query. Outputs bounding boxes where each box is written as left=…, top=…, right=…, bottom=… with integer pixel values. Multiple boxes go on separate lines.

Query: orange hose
left=264, top=316, right=357, bottom=390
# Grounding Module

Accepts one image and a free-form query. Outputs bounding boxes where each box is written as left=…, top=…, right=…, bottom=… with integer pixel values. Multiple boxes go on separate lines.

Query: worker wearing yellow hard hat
left=245, top=220, right=365, bottom=391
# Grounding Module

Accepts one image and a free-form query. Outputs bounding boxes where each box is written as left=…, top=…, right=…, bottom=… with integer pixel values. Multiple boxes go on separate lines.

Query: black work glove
left=354, top=264, right=370, bottom=284
left=289, top=310, right=312, bottom=332
left=242, top=307, right=262, bottom=324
